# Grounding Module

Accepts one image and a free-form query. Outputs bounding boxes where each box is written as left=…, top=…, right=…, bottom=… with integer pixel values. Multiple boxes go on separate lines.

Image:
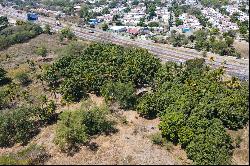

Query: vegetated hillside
left=0, top=24, right=249, bottom=165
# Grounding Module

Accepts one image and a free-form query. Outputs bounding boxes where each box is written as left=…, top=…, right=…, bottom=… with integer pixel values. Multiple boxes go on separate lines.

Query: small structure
left=127, top=27, right=141, bottom=35
left=182, top=27, right=191, bottom=33
left=109, top=26, right=127, bottom=33
left=88, top=18, right=99, bottom=25
left=27, top=12, right=38, bottom=22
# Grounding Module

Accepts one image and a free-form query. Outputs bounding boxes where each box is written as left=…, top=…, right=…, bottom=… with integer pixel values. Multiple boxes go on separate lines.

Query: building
left=88, top=18, right=99, bottom=25
left=109, top=26, right=127, bottom=33
left=27, top=12, right=38, bottom=21
left=127, top=27, right=142, bottom=35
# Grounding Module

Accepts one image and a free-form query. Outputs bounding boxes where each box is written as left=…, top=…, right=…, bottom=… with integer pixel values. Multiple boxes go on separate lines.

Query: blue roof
left=88, top=21, right=98, bottom=25
left=182, top=28, right=190, bottom=33
left=27, top=13, right=38, bottom=20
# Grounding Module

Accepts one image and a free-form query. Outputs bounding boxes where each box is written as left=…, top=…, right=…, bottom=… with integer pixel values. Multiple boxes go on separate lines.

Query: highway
left=0, top=5, right=249, bottom=80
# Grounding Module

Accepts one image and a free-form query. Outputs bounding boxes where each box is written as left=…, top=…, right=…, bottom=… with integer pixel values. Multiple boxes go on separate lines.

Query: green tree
left=101, top=7, right=110, bottom=14
left=132, top=0, right=139, bottom=5
left=0, top=16, right=8, bottom=31
left=148, top=21, right=159, bottom=27
left=175, top=18, right=183, bottom=26
left=225, top=36, right=234, bottom=46
left=54, top=110, right=88, bottom=152
left=186, top=119, right=232, bottom=165
left=101, top=23, right=109, bottom=31
left=0, top=67, right=10, bottom=86
left=54, top=104, right=113, bottom=152
left=59, top=27, right=76, bottom=41
left=101, top=81, right=136, bottom=109
left=159, top=111, right=185, bottom=143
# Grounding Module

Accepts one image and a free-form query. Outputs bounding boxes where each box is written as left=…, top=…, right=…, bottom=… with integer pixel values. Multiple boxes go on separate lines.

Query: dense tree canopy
left=137, top=58, right=248, bottom=165
left=0, top=21, right=43, bottom=50
left=43, top=43, right=161, bottom=102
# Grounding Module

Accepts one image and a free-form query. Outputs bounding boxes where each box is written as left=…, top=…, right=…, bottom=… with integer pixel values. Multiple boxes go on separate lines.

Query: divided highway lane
left=0, top=6, right=248, bottom=80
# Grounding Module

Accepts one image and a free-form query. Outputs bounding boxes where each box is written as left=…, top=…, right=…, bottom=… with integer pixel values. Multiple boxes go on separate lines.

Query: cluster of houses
left=109, top=25, right=162, bottom=38
left=93, top=2, right=171, bottom=27
left=201, top=7, right=239, bottom=32
left=7, top=0, right=248, bottom=38
left=223, top=5, right=249, bottom=22
left=176, top=13, right=202, bottom=33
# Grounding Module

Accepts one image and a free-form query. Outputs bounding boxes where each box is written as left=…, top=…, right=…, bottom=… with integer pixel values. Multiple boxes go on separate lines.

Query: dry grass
left=0, top=94, right=189, bottom=165
left=228, top=124, right=249, bottom=165
left=37, top=108, right=184, bottom=165
left=0, top=34, right=63, bottom=70
left=233, top=40, right=249, bottom=59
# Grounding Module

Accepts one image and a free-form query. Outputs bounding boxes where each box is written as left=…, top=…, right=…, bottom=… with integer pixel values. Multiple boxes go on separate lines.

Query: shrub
left=186, top=119, right=232, bottom=165
left=0, top=23, right=43, bottom=50
left=0, top=155, right=29, bottom=165
left=14, top=72, right=31, bottom=86
left=44, top=24, right=51, bottom=34
left=35, top=46, right=47, bottom=57
left=0, top=144, right=48, bottom=165
left=38, top=100, right=56, bottom=122
left=54, top=110, right=89, bottom=152
left=0, top=103, right=56, bottom=147
left=150, top=132, right=165, bottom=145
left=82, top=106, right=114, bottom=135
left=235, top=135, right=242, bottom=148
left=101, top=81, right=136, bottom=109
left=0, top=107, right=38, bottom=146
left=0, top=89, right=8, bottom=109
left=0, top=67, right=10, bottom=86
left=54, top=104, right=114, bottom=152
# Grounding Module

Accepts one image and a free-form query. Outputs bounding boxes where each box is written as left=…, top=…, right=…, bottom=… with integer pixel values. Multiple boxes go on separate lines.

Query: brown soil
left=30, top=109, right=187, bottom=165
left=228, top=124, right=249, bottom=165
left=0, top=34, right=63, bottom=70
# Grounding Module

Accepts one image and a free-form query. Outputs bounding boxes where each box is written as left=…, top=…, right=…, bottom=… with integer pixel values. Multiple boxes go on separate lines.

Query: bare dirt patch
left=0, top=95, right=189, bottom=165
left=42, top=109, right=185, bottom=165
left=228, top=124, right=249, bottom=165
left=0, top=34, right=63, bottom=70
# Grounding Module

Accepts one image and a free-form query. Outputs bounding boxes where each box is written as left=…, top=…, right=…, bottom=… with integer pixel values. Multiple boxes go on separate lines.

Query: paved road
left=0, top=5, right=249, bottom=80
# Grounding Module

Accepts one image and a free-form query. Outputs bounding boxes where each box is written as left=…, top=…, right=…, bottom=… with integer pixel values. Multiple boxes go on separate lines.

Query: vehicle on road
left=88, top=30, right=94, bottom=33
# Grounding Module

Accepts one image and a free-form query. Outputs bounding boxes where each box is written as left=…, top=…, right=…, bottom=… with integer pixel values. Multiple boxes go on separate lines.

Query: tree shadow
left=87, top=142, right=99, bottom=151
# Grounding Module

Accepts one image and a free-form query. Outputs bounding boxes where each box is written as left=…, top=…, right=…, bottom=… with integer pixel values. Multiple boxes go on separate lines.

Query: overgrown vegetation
left=0, top=67, right=10, bottom=86
left=137, top=58, right=249, bottom=165
left=54, top=102, right=114, bottom=153
left=0, top=144, right=49, bottom=165
left=101, top=81, right=136, bottom=109
left=35, top=46, right=48, bottom=57
left=0, top=19, right=43, bottom=50
left=0, top=18, right=248, bottom=165
left=0, top=101, right=56, bottom=146
left=42, top=43, right=161, bottom=102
